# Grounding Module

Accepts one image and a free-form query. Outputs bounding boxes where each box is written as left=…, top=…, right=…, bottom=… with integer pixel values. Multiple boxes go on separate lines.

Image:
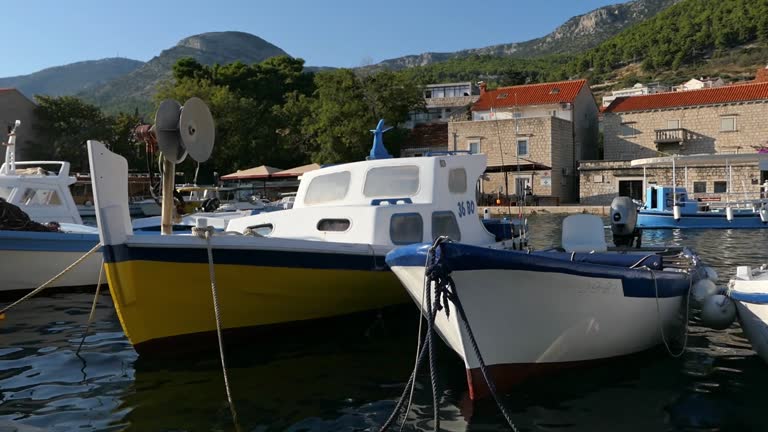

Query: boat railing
left=0, top=160, right=71, bottom=178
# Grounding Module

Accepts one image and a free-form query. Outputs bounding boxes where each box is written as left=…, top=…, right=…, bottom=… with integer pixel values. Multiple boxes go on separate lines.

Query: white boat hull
left=0, top=249, right=102, bottom=292
left=391, top=263, right=686, bottom=398
left=730, top=272, right=768, bottom=363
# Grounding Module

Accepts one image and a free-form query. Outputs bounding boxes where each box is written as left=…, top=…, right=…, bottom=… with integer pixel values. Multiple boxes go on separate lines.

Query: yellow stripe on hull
left=104, top=260, right=405, bottom=348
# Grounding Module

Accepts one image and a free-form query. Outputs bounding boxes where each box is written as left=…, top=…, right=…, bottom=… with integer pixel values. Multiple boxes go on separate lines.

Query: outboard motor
left=610, top=196, right=642, bottom=248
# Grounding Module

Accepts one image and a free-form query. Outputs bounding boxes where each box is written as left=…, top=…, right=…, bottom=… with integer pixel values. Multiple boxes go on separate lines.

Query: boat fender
left=726, top=207, right=734, bottom=222
left=700, top=294, right=736, bottom=330
left=702, top=266, right=718, bottom=283
left=692, top=279, right=718, bottom=304
left=761, top=208, right=768, bottom=223
left=673, top=205, right=682, bottom=221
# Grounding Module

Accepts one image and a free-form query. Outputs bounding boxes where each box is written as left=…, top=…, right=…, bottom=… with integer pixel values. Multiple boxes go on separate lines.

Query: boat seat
left=561, top=214, right=607, bottom=253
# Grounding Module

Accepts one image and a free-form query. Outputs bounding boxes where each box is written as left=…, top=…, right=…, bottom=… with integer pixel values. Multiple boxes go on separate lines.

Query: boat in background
left=632, top=153, right=768, bottom=229
left=386, top=199, right=709, bottom=399
left=727, top=265, right=768, bottom=363
left=88, top=117, right=525, bottom=354
left=0, top=120, right=103, bottom=292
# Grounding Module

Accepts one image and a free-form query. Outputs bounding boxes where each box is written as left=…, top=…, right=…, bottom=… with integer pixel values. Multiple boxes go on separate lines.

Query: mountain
left=0, top=58, right=144, bottom=99
left=80, top=31, right=290, bottom=113
left=371, top=0, right=680, bottom=70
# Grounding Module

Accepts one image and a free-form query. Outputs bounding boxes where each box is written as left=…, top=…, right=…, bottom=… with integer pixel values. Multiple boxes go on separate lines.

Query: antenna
left=133, top=97, right=215, bottom=234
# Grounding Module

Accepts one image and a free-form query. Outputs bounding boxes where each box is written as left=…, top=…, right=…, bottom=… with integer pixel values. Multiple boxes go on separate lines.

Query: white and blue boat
left=632, top=153, right=768, bottom=229
left=386, top=211, right=709, bottom=399
left=727, top=265, right=768, bottom=363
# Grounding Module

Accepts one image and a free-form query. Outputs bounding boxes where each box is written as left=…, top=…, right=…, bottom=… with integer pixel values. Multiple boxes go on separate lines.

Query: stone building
left=0, top=89, right=39, bottom=162
left=448, top=79, right=599, bottom=204
left=580, top=76, right=768, bottom=205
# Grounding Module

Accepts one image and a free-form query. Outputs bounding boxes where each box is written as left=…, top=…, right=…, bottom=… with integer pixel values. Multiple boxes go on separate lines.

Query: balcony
left=654, top=128, right=690, bottom=145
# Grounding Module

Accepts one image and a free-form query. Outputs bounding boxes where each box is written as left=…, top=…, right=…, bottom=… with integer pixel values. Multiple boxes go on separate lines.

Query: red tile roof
left=472, top=79, right=587, bottom=111
left=603, top=81, right=768, bottom=113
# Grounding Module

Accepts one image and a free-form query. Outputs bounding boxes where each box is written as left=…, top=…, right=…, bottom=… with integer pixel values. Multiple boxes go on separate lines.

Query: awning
left=272, top=163, right=322, bottom=178
left=485, top=159, right=551, bottom=173
left=220, top=165, right=283, bottom=180
left=631, top=153, right=768, bottom=168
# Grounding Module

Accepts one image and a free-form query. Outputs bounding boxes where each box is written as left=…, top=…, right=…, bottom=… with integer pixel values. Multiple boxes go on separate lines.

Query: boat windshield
left=0, top=186, right=13, bottom=200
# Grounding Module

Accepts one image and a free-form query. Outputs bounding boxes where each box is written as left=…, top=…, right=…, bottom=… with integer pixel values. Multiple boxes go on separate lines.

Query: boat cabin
left=644, top=186, right=698, bottom=215
left=225, top=152, right=503, bottom=247
left=0, top=161, right=82, bottom=224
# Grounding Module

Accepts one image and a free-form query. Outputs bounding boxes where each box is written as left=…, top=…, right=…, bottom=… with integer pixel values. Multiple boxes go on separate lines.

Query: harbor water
left=2, top=214, right=768, bottom=431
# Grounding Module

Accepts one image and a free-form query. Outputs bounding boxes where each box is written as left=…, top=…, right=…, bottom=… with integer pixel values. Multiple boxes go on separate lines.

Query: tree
left=33, top=96, right=113, bottom=171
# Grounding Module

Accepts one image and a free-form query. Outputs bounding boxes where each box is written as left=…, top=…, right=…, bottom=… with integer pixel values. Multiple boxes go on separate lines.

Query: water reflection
left=1, top=214, right=768, bottom=431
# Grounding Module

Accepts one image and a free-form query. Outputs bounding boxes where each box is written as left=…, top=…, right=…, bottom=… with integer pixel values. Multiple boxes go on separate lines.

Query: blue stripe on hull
left=638, top=211, right=768, bottom=229
left=730, top=291, right=768, bottom=305
left=104, top=244, right=389, bottom=272
left=386, top=243, right=693, bottom=298
left=0, top=230, right=100, bottom=252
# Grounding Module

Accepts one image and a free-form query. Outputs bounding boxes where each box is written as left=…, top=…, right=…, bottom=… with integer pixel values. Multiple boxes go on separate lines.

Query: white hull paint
left=392, top=266, right=685, bottom=369
left=731, top=275, right=768, bottom=363
left=0, top=249, right=102, bottom=292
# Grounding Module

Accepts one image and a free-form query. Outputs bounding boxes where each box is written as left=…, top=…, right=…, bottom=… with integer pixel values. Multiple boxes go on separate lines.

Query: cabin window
left=468, top=141, right=480, bottom=154
left=364, top=166, right=419, bottom=198
left=20, top=188, right=62, bottom=206
left=517, top=139, right=529, bottom=157
left=0, top=187, right=14, bottom=200
left=720, top=116, right=737, bottom=132
left=693, top=182, right=706, bottom=193
left=432, top=211, right=461, bottom=241
left=247, top=223, right=273, bottom=236
left=714, top=181, right=727, bottom=193
left=317, top=218, right=350, bottom=232
left=448, top=168, right=467, bottom=194
left=304, top=171, right=351, bottom=205
left=390, top=213, right=423, bottom=245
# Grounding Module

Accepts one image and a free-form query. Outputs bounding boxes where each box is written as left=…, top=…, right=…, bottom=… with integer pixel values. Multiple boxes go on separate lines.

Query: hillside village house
left=602, top=82, right=669, bottom=107
left=401, top=82, right=480, bottom=158
left=447, top=79, right=599, bottom=204
left=0, top=89, right=39, bottom=162
left=580, top=67, right=768, bottom=205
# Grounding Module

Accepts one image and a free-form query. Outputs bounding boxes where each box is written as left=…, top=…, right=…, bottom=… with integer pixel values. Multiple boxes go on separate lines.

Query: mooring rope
left=0, top=242, right=102, bottom=319
left=379, top=237, right=518, bottom=432
left=648, top=267, right=692, bottom=358
left=192, top=225, right=240, bottom=431
left=76, top=258, right=105, bottom=354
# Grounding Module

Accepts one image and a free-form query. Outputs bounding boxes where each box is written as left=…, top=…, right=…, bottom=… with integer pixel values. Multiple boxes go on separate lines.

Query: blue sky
left=6, top=0, right=621, bottom=76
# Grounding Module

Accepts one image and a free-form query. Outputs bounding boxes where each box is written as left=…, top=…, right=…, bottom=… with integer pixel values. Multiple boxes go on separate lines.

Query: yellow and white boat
left=87, top=122, right=520, bottom=354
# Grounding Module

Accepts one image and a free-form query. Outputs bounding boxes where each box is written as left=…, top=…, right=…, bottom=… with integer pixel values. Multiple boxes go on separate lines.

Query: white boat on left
left=0, top=120, right=103, bottom=292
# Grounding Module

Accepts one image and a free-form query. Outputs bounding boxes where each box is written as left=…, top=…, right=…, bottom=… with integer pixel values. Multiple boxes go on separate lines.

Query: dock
left=479, top=205, right=610, bottom=216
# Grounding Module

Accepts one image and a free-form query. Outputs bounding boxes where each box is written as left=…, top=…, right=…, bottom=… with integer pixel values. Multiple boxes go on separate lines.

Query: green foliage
left=304, top=69, right=424, bottom=163
left=33, top=96, right=146, bottom=172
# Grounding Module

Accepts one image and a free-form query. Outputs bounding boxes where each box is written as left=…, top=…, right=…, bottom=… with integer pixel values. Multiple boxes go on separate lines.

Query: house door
left=515, top=177, right=530, bottom=197
left=618, top=180, right=643, bottom=201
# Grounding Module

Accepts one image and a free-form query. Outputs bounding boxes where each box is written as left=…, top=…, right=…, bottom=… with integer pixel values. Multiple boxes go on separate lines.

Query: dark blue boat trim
left=730, top=291, right=768, bottom=305
left=385, top=243, right=690, bottom=298
left=638, top=210, right=768, bottom=229
left=0, top=231, right=100, bottom=252
left=103, top=243, right=389, bottom=271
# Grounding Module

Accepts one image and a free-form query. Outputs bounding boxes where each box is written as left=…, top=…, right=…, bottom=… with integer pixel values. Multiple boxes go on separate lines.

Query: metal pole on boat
left=685, top=166, right=688, bottom=192
left=3, top=120, right=20, bottom=175
left=643, top=167, right=646, bottom=202
left=161, top=158, right=175, bottom=235
left=672, top=158, right=676, bottom=206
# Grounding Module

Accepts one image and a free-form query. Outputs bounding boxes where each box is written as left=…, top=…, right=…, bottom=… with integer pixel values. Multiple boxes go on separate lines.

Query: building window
left=621, top=122, right=637, bottom=137
left=714, top=181, right=727, bottom=193
left=390, top=213, right=423, bottom=245
left=720, top=116, right=737, bottom=132
left=667, top=119, right=680, bottom=129
left=693, top=181, right=706, bottom=193
left=517, top=139, right=529, bottom=157
left=469, top=141, right=480, bottom=154
left=512, top=112, right=523, bottom=119
left=424, top=90, right=432, bottom=98
left=550, top=110, right=557, bottom=117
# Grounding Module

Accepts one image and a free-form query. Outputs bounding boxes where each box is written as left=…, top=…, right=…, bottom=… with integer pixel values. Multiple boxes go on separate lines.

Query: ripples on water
left=3, top=214, right=768, bottom=431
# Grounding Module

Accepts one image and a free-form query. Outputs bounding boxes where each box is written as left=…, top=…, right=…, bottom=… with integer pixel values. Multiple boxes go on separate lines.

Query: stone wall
left=448, top=116, right=578, bottom=202
left=603, top=101, right=768, bottom=160
left=579, top=160, right=762, bottom=205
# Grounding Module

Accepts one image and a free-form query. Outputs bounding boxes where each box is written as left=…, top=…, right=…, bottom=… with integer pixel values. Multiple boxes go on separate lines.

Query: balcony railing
left=654, top=128, right=689, bottom=145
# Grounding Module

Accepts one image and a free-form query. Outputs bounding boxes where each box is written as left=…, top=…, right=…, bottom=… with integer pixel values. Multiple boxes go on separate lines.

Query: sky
left=4, top=0, right=623, bottom=77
